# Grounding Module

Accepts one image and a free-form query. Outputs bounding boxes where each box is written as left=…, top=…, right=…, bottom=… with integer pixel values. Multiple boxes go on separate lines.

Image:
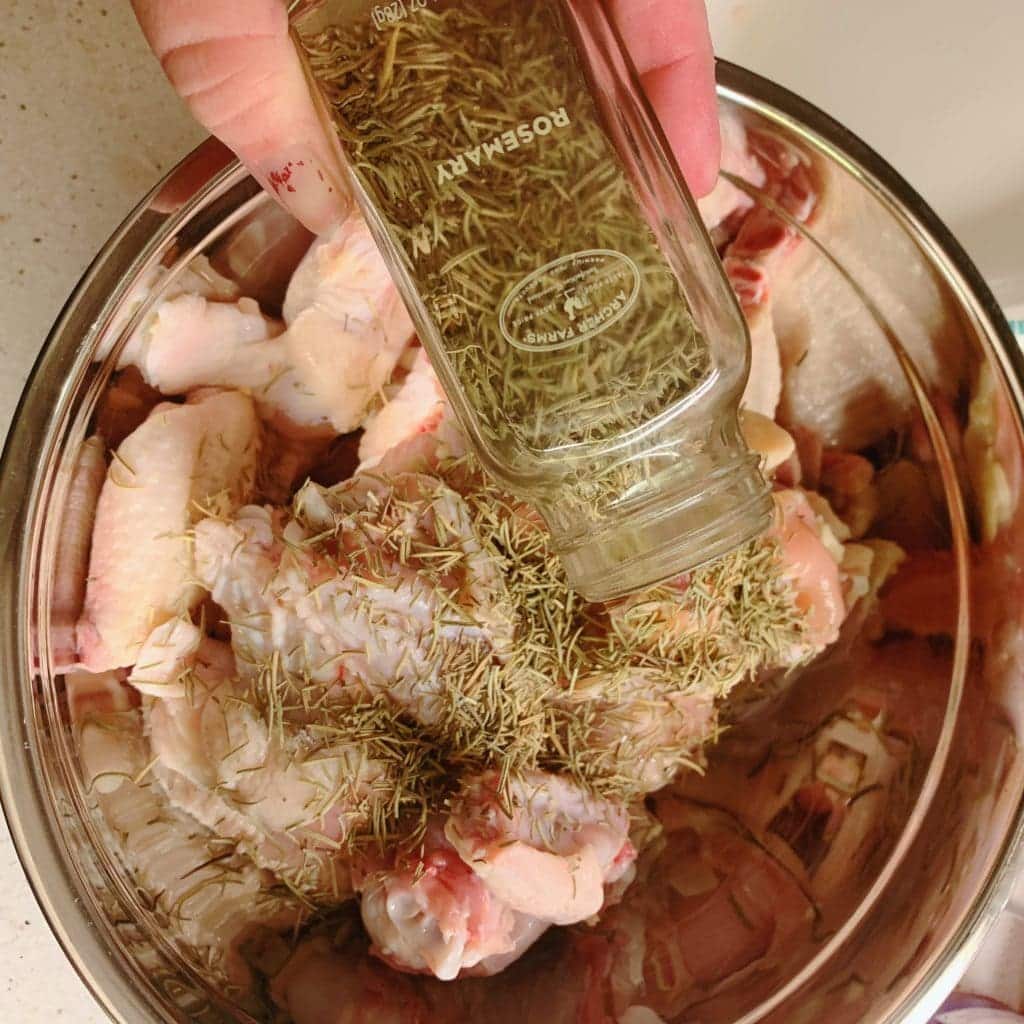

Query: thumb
left=132, top=0, right=349, bottom=234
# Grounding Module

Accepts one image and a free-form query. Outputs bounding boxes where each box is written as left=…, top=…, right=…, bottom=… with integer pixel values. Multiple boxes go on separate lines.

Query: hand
left=132, top=0, right=719, bottom=234
left=608, top=0, right=720, bottom=197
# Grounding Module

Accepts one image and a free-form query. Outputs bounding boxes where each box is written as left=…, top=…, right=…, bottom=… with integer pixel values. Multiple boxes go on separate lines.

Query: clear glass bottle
left=292, top=0, right=771, bottom=602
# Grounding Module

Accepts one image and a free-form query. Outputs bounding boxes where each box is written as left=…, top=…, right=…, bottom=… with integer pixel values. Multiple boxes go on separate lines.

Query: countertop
left=0, top=0, right=1021, bottom=1020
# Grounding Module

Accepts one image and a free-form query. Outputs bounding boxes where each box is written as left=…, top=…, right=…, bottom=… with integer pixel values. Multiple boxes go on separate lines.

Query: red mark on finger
left=268, top=163, right=298, bottom=194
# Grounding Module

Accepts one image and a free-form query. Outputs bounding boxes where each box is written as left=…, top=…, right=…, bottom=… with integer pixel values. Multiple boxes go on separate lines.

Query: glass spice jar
left=291, top=0, right=771, bottom=601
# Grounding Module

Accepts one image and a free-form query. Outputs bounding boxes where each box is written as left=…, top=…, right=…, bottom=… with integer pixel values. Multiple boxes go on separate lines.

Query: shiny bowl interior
left=2, top=63, right=1024, bottom=1024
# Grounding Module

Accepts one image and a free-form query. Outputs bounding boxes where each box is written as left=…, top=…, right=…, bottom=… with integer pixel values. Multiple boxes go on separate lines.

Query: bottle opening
left=555, top=455, right=773, bottom=603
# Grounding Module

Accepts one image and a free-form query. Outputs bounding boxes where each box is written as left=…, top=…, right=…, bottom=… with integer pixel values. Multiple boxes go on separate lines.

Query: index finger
left=606, top=0, right=720, bottom=197
left=132, top=0, right=350, bottom=234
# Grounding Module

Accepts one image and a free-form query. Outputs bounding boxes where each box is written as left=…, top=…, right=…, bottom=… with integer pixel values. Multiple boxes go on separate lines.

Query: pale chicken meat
left=770, top=487, right=847, bottom=657
left=126, top=293, right=286, bottom=396
left=193, top=474, right=513, bottom=725
left=109, top=213, right=415, bottom=440
left=96, top=252, right=242, bottom=367
left=819, top=450, right=881, bottom=540
left=272, top=212, right=415, bottom=435
left=128, top=615, right=204, bottom=698
left=77, top=389, right=259, bottom=672
left=137, top=627, right=387, bottom=903
left=356, top=772, right=634, bottom=982
left=557, top=669, right=717, bottom=793
left=358, top=346, right=463, bottom=472
left=67, top=669, right=301, bottom=988
left=357, top=825, right=548, bottom=981
left=771, top=156, right=966, bottom=449
left=51, top=436, right=106, bottom=672
left=445, top=771, right=636, bottom=928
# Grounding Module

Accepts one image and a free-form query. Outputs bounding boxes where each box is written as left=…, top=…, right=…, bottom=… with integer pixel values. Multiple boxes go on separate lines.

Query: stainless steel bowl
left=2, top=64, right=1023, bottom=1024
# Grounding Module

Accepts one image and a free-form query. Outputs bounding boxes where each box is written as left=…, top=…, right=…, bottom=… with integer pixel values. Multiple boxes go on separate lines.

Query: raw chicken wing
left=67, top=669, right=300, bottom=987
left=128, top=293, right=286, bottom=395
left=270, top=212, right=415, bottom=434
left=358, top=347, right=464, bottom=473
left=77, top=389, right=259, bottom=671
left=193, top=475, right=513, bottom=724
left=771, top=156, right=965, bottom=449
left=558, top=669, right=717, bottom=793
left=770, top=488, right=847, bottom=657
left=140, top=629, right=384, bottom=902
left=357, top=825, right=546, bottom=981
left=445, top=770, right=635, bottom=927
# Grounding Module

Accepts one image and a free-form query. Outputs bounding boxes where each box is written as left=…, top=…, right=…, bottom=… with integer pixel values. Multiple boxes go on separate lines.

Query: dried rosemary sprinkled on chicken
left=193, top=459, right=805, bottom=853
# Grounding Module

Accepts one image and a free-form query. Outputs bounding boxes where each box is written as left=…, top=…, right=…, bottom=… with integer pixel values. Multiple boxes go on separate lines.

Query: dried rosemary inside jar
left=295, top=0, right=772, bottom=601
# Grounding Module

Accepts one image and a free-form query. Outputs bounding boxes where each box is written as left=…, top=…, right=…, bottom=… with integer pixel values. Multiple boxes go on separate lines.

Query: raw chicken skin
left=67, top=669, right=301, bottom=987
left=771, top=155, right=965, bottom=449
left=558, top=669, right=717, bottom=793
left=356, top=773, right=634, bottom=981
left=96, top=252, right=242, bottom=367
left=445, top=771, right=635, bottom=928
left=770, top=488, right=847, bottom=656
left=193, top=475, right=513, bottom=724
left=356, top=346, right=460, bottom=468
left=77, top=389, right=259, bottom=671
left=140, top=630, right=384, bottom=903
left=129, top=293, right=285, bottom=395
left=128, top=616, right=203, bottom=698
left=283, top=212, right=407, bottom=331
left=357, top=825, right=546, bottom=981
left=270, top=212, right=415, bottom=434
left=724, top=130, right=818, bottom=419
left=51, top=436, right=106, bottom=671
left=112, top=213, right=415, bottom=440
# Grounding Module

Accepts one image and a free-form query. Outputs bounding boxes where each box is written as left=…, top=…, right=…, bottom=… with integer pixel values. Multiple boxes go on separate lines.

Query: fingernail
left=253, top=146, right=351, bottom=235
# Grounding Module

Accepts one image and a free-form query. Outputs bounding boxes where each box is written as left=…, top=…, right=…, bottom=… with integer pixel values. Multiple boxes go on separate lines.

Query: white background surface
left=0, top=0, right=1022, bottom=1019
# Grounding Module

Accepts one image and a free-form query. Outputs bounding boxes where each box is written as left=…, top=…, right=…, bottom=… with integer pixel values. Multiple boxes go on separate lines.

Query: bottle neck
left=540, top=416, right=773, bottom=603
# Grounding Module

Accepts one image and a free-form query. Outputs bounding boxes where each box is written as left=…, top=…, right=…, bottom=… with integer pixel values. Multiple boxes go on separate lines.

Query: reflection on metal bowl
left=1, top=63, right=1024, bottom=1024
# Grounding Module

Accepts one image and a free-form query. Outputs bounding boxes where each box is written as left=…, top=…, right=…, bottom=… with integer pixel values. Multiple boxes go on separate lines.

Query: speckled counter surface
left=0, top=1, right=1021, bottom=1021
left=0, top=3, right=200, bottom=1020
